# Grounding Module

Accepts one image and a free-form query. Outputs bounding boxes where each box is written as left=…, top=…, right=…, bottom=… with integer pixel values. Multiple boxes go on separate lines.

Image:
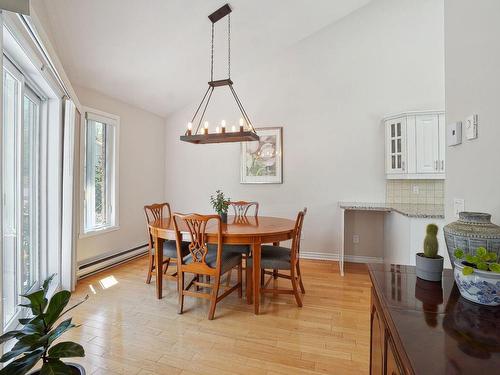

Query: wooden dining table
left=148, top=215, right=296, bottom=314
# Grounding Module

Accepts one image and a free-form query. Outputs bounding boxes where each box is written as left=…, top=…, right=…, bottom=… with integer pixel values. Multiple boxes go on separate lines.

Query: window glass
left=84, top=115, right=116, bottom=233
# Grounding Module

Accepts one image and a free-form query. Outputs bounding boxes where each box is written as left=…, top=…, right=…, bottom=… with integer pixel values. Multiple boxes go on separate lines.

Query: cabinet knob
left=402, top=161, right=405, bottom=171
left=441, top=160, right=444, bottom=170
left=435, top=160, right=438, bottom=171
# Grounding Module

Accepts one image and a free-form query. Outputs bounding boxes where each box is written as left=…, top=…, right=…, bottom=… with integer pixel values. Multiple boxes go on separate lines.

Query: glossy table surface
left=368, top=263, right=500, bottom=374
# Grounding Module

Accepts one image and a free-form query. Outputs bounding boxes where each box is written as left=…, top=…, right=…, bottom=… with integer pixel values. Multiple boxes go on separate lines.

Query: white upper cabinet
left=384, top=111, right=445, bottom=179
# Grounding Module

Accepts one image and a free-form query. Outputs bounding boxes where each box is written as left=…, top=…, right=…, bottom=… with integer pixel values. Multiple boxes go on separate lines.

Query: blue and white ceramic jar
left=444, top=212, right=500, bottom=268
left=453, top=260, right=500, bottom=306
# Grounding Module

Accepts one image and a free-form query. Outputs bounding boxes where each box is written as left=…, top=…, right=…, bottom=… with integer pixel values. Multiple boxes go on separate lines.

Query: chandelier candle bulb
left=216, top=126, right=220, bottom=134
left=239, top=118, right=244, bottom=132
left=204, top=121, right=209, bottom=135
left=221, top=120, right=226, bottom=133
left=187, top=122, right=192, bottom=136
left=232, top=125, right=236, bottom=132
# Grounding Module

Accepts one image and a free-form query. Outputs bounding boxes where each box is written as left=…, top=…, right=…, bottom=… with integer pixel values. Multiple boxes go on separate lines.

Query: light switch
left=453, top=198, right=465, bottom=218
left=447, top=121, right=462, bottom=146
left=353, top=234, right=360, bottom=244
left=465, top=114, right=478, bottom=140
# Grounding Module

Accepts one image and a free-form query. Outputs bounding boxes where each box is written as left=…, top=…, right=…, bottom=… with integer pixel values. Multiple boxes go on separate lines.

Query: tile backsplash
left=386, top=180, right=444, bottom=205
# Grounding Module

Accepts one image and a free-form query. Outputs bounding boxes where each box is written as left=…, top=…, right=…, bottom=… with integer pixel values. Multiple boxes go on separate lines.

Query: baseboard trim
left=77, top=244, right=148, bottom=279
left=300, top=251, right=383, bottom=264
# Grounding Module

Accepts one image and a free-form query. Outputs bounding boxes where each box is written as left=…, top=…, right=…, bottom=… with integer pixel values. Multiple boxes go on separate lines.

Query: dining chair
left=144, top=203, right=189, bottom=286
left=246, top=208, right=307, bottom=308
left=173, top=213, right=243, bottom=320
left=224, top=201, right=259, bottom=287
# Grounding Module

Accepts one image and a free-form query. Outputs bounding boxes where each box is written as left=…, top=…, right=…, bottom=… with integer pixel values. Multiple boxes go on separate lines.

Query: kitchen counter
left=339, top=201, right=444, bottom=219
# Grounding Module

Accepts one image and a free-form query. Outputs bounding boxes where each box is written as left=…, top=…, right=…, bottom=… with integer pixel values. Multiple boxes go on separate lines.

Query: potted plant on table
left=0, top=275, right=88, bottom=374
left=416, top=224, right=444, bottom=282
left=453, top=247, right=500, bottom=306
left=210, top=190, right=230, bottom=223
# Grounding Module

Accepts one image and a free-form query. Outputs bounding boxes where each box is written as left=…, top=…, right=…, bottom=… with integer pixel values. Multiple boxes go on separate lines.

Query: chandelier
left=180, top=4, right=259, bottom=144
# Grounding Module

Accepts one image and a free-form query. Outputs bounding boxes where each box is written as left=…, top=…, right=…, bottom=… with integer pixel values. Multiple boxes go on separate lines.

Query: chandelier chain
left=210, top=22, right=214, bottom=81
left=228, top=13, right=231, bottom=78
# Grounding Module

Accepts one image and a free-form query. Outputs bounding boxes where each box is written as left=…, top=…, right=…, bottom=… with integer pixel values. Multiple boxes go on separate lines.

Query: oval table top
left=148, top=215, right=296, bottom=239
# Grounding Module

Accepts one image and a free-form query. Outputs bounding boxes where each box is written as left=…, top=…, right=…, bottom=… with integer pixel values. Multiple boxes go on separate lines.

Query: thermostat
left=447, top=121, right=462, bottom=146
left=465, top=114, right=478, bottom=140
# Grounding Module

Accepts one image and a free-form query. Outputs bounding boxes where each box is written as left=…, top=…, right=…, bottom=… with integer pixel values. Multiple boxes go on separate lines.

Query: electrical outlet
left=353, top=234, right=360, bottom=244
left=453, top=198, right=465, bottom=218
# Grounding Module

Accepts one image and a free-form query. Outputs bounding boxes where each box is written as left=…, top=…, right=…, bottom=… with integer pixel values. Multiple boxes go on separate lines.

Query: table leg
left=252, top=242, right=261, bottom=314
left=155, top=234, right=164, bottom=299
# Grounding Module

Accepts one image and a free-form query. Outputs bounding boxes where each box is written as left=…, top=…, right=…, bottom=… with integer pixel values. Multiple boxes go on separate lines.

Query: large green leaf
left=40, top=360, right=72, bottom=375
left=0, top=334, right=43, bottom=363
left=45, top=291, right=71, bottom=327
left=42, top=318, right=75, bottom=346
left=0, top=348, right=43, bottom=375
left=20, top=290, right=48, bottom=315
left=42, top=274, right=56, bottom=296
left=20, top=317, right=46, bottom=336
left=0, top=331, right=22, bottom=344
left=48, top=342, right=84, bottom=359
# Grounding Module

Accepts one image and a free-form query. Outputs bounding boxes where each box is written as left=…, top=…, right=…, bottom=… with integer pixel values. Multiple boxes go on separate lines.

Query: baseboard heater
left=77, top=244, right=148, bottom=279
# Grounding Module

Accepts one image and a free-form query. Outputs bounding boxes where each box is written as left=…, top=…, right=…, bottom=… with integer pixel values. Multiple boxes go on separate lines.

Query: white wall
left=75, top=85, right=165, bottom=263
left=444, top=0, right=500, bottom=224
left=164, top=0, right=445, bottom=256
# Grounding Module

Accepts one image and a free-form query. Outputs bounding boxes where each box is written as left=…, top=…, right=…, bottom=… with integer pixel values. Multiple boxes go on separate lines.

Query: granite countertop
left=339, top=201, right=444, bottom=219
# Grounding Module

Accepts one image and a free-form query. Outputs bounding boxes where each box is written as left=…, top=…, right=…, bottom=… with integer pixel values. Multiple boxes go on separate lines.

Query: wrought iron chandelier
left=180, top=4, right=259, bottom=144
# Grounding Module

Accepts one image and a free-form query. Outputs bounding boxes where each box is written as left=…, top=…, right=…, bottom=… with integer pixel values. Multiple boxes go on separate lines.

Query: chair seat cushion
left=150, top=240, right=189, bottom=259
left=247, top=245, right=292, bottom=270
left=223, top=244, right=251, bottom=255
left=183, top=244, right=242, bottom=274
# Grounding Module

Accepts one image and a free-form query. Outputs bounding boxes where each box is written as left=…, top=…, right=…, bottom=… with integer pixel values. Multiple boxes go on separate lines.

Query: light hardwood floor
left=65, top=257, right=371, bottom=375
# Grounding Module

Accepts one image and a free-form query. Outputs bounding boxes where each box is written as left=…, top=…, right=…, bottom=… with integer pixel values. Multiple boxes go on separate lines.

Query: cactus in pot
left=416, top=224, right=444, bottom=282
left=424, top=224, right=439, bottom=258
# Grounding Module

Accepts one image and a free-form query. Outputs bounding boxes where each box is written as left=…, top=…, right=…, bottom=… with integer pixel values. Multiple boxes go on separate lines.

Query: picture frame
left=240, top=127, right=283, bottom=184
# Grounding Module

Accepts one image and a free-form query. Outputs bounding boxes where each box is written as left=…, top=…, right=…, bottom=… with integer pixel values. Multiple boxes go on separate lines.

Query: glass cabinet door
left=386, top=118, right=406, bottom=173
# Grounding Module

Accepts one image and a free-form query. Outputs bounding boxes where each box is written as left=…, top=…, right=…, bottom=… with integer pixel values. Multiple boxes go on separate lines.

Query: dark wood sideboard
left=368, top=263, right=500, bottom=375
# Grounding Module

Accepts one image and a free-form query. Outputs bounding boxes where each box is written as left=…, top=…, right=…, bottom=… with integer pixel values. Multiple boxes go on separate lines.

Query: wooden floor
left=65, top=257, right=372, bottom=375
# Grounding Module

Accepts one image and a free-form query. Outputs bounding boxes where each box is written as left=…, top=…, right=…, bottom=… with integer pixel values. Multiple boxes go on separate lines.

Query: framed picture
left=240, top=127, right=283, bottom=184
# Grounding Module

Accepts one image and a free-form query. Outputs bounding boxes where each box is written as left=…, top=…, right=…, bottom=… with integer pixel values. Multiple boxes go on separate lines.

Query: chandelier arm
left=196, top=86, right=214, bottom=133
left=190, top=86, right=212, bottom=126
left=229, top=85, right=256, bottom=133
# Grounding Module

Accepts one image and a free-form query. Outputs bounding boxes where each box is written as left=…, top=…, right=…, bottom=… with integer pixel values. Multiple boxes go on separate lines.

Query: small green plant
left=454, top=247, right=500, bottom=276
left=0, top=275, right=88, bottom=375
left=423, top=224, right=439, bottom=258
left=210, top=190, right=230, bottom=216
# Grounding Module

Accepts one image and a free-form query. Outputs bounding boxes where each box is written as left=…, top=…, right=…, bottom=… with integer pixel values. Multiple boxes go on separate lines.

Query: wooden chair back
left=290, top=208, right=307, bottom=266
left=173, top=213, right=222, bottom=275
left=228, top=201, right=259, bottom=218
left=144, top=203, right=171, bottom=247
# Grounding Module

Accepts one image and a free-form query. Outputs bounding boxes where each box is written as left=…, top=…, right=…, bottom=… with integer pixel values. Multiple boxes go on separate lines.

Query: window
left=82, top=110, right=119, bottom=235
left=2, top=59, right=41, bottom=328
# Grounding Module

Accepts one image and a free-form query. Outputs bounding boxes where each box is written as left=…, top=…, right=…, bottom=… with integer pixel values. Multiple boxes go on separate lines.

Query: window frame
left=1, top=56, right=43, bottom=331
left=80, top=106, right=120, bottom=238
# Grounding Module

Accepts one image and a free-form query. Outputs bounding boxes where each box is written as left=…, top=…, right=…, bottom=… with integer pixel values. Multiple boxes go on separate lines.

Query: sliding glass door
left=2, top=59, right=41, bottom=329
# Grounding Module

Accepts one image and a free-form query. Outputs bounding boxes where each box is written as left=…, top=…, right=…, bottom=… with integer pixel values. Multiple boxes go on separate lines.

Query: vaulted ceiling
left=35, top=0, right=371, bottom=117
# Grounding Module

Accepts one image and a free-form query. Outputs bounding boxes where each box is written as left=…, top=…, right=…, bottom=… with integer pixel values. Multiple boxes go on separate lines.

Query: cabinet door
left=385, top=336, right=404, bottom=375
left=438, top=113, right=446, bottom=173
left=385, top=118, right=406, bottom=174
left=415, top=115, right=439, bottom=174
left=370, top=299, right=385, bottom=375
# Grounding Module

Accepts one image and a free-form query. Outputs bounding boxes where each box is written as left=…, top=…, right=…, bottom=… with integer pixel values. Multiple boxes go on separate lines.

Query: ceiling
left=35, top=0, right=371, bottom=117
